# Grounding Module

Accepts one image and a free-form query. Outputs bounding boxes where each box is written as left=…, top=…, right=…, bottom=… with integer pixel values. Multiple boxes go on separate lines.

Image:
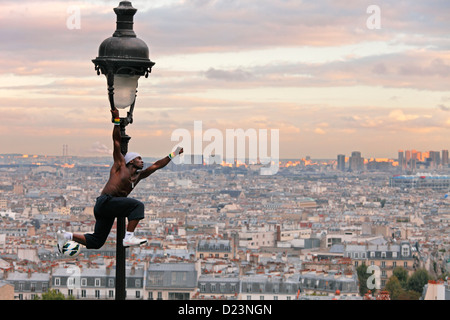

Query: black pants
left=84, top=194, right=145, bottom=249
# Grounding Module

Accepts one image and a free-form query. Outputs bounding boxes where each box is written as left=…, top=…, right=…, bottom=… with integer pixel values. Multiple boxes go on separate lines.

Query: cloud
left=388, top=110, right=420, bottom=122
left=314, top=128, right=326, bottom=135
left=88, top=141, right=111, bottom=155
left=204, top=68, right=253, bottom=81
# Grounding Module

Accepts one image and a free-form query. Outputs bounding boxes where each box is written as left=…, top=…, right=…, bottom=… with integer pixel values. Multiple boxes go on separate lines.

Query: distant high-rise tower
left=429, top=151, right=441, bottom=168
left=349, top=151, right=364, bottom=172
left=442, top=150, right=449, bottom=167
left=398, top=150, right=405, bottom=171
left=337, top=154, right=346, bottom=171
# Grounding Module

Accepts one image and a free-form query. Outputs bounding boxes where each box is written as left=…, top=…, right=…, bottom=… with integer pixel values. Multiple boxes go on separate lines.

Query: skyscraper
left=337, top=154, right=346, bottom=171
left=398, top=150, right=405, bottom=172
left=349, top=151, right=364, bottom=172
left=442, top=150, right=449, bottom=167
left=429, top=151, right=441, bottom=168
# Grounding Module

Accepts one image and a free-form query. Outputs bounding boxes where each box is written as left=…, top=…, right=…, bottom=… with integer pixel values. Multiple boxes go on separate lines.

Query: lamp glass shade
left=111, top=74, right=140, bottom=109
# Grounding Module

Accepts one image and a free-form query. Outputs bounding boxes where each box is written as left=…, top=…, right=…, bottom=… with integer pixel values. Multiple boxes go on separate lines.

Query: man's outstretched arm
left=111, top=108, right=125, bottom=170
left=139, top=147, right=183, bottom=179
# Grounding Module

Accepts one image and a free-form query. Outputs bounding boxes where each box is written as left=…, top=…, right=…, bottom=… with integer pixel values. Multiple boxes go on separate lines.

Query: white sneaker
left=56, top=230, right=67, bottom=253
left=123, top=235, right=147, bottom=248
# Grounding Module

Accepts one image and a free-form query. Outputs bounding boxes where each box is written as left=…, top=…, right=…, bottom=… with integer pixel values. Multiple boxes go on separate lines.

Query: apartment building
left=6, top=271, right=49, bottom=300
left=196, top=239, right=235, bottom=260
left=345, top=241, right=417, bottom=288
left=52, top=265, right=144, bottom=300
left=146, top=262, right=199, bottom=300
left=240, top=275, right=300, bottom=300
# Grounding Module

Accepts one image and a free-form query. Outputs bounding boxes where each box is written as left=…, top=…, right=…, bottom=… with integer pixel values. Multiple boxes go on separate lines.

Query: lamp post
left=92, top=1, right=154, bottom=300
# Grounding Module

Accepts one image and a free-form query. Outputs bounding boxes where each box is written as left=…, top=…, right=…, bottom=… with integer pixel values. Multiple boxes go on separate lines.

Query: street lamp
left=92, top=1, right=154, bottom=300
left=92, top=0, right=155, bottom=154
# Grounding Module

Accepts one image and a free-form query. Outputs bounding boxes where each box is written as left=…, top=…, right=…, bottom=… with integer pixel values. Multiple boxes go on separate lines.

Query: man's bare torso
left=101, top=164, right=140, bottom=197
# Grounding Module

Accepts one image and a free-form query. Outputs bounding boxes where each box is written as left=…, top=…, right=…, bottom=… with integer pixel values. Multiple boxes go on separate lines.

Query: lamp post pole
left=92, top=1, right=154, bottom=300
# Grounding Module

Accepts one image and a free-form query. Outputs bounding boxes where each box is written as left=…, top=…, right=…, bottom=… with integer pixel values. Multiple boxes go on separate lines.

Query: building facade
left=345, top=241, right=417, bottom=288
left=390, top=174, right=450, bottom=190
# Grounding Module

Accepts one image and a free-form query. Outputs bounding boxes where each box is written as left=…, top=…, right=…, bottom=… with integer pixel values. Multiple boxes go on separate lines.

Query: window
left=135, top=291, right=140, bottom=299
left=109, top=290, right=114, bottom=298
left=95, top=278, right=101, bottom=287
left=54, top=278, right=61, bottom=286
left=200, top=284, right=206, bottom=292
left=95, top=290, right=100, bottom=298
left=149, top=272, right=164, bottom=286
left=81, top=278, right=87, bottom=287
left=171, top=272, right=187, bottom=285
left=381, top=252, right=386, bottom=258
left=402, top=246, right=410, bottom=257
left=135, top=279, right=141, bottom=288
left=370, top=252, right=375, bottom=258
left=81, top=290, right=86, bottom=298
left=392, top=252, right=397, bottom=258
left=404, top=262, right=408, bottom=268
left=157, top=292, right=162, bottom=300
left=108, top=279, right=114, bottom=287
left=68, top=277, right=76, bottom=288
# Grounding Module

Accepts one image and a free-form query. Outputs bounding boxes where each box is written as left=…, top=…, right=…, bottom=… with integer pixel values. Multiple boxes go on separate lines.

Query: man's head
left=125, top=152, right=144, bottom=169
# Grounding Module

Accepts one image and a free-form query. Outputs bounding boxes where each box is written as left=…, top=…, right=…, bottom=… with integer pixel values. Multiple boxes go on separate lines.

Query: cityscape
left=0, top=147, right=448, bottom=301
left=2, top=0, right=450, bottom=312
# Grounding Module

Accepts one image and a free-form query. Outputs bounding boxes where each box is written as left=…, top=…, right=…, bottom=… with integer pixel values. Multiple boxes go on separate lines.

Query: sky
left=1, top=0, right=450, bottom=159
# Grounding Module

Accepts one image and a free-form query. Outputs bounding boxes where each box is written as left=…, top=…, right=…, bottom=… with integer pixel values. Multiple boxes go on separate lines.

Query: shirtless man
left=57, top=107, right=183, bottom=250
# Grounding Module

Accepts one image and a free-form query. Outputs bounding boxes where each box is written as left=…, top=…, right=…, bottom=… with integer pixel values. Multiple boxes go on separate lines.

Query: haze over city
left=1, top=0, right=450, bottom=159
